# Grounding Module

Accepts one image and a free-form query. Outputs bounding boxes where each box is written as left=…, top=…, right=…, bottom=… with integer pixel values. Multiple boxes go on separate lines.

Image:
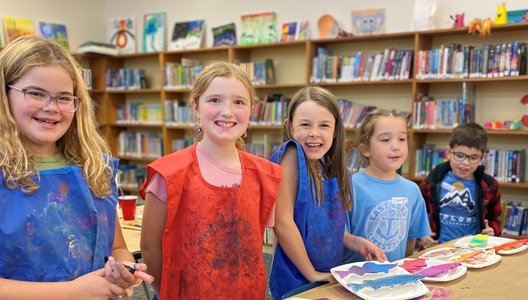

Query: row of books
left=415, top=41, right=527, bottom=80
left=116, top=102, right=162, bottom=125
left=164, top=59, right=203, bottom=89
left=413, top=94, right=475, bottom=129
left=249, top=94, right=289, bottom=126
left=244, top=142, right=281, bottom=158
left=237, top=59, right=275, bottom=85
left=415, top=145, right=526, bottom=184
left=106, top=68, right=148, bottom=90
left=485, top=149, right=526, bottom=184
left=338, top=99, right=376, bottom=129
left=118, top=163, right=147, bottom=190
left=117, top=130, right=163, bottom=159
left=502, top=201, right=528, bottom=236
left=165, top=100, right=195, bottom=125
left=310, top=47, right=414, bottom=83
left=171, top=138, right=194, bottom=153
left=79, top=68, right=92, bottom=90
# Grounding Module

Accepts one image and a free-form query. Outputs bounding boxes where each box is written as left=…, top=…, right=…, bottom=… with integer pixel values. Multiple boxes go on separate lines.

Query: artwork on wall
left=3, top=16, right=34, bottom=45
left=240, top=11, right=277, bottom=45
left=169, top=19, right=205, bottom=50
left=109, top=17, right=136, bottom=54
left=212, top=22, right=236, bottom=46
left=351, top=8, right=385, bottom=36
left=39, top=21, right=69, bottom=50
left=142, top=12, right=166, bottom=53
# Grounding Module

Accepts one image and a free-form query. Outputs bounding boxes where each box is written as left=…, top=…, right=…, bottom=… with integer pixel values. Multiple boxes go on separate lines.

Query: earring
left=196, top=126, right=203, bottom=134
left=242, top=131, right=248, bottom=139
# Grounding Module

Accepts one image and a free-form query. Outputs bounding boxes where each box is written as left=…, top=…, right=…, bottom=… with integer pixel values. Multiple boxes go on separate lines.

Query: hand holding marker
left=105, top=256, right=154, bottom=284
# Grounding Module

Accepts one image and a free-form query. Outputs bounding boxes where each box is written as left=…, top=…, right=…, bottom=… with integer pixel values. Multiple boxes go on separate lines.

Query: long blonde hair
left=190, top=62, right=257, bottom=149
left=0, top=36, right=113, bottom=197
left=283, top=86, right=352, bottom=211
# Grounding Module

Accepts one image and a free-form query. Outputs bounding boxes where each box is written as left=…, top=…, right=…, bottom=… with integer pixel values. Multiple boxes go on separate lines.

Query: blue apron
left=0, top=161, right=117, bottom=281
left=269, top=140, right=345, bottom=299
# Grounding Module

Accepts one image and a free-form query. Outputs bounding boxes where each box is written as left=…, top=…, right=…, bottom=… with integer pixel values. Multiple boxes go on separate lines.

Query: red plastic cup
left=118, top=195, right=137, bottom=221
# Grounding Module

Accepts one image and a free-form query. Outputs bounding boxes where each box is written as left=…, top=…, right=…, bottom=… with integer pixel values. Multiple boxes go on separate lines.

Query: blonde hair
left=357, top=109, right=407, bottom=164
left=0, top=36, right=113, bottom=197
left=190, top=62, right=257, bottom=149
left=284, top=86, right=351, bottom=211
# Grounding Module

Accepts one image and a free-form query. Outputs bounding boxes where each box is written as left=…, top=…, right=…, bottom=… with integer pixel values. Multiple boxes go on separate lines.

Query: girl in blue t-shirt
left=344, top=110, right=431, bottom=263
left=0, top=36, right=147, bottom=299
left=269, top=87, right=386, bottom=299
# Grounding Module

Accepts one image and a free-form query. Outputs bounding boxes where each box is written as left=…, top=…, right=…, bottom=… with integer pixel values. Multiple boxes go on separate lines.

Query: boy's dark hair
left=449, top=122, right=488, bottom=153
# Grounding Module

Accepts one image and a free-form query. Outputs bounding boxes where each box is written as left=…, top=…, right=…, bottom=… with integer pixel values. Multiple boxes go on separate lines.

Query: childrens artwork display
left=142, top=12, right=166, bottom=53
left=397, top=259, right=467, bottom=282
left=240, top=11, right=277, bottom=45
left=3, top=16, right=35, bottom=45
left=169, top=20, right=205, bottom=50
left=296, top=20, right=310, bottom=41
left=280, top=21, right=297, bottom=42
left=351, top=8, right=385, bottom=36
left=454, top=235, right=528, bottom=255
left=38, top=21, right=69, bottom=50
left=331, top=261, right=429, bottom=300
left=109, top=17, right=136, bottom=54
left=212, top=22, right=236, bottom=46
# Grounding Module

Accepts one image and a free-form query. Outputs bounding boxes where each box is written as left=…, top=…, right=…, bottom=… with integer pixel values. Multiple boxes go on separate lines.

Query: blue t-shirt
left=344, top=170, right=430, bottom=262
left=437, top=171, right=478, bottom=243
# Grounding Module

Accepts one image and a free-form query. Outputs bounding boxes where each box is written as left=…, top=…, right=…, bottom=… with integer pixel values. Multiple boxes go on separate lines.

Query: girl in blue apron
left=0, top=36, right=146, bottom=299
left=269, top=87, right=387, bottom=299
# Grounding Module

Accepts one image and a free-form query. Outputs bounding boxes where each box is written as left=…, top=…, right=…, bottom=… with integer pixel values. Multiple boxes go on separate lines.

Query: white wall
left=0, top=0, right=106, bottom=50
left=104, top=0, right=528, bottom=50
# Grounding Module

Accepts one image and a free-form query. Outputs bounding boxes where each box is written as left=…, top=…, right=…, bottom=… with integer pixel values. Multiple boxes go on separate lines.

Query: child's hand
left=420, top=233, right=439, bottom=249
left=308, top=271, right=335, bottom=284
left=481, top=219, right=494, bottom=236
left=73, top=268, right=126, bottom=299
left=353, top=237, right=387, bottom=262
left=104, top=256, right=146, bottom=297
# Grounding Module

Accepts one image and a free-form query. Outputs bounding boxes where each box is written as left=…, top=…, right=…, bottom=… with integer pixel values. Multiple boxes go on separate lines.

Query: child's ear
left=358, top=143, right=370, bottom=157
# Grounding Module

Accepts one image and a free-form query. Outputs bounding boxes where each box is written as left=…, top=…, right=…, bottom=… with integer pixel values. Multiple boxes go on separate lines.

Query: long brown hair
left=283, top=86, right=352, bottom=211
left=0, top=36, right=113, bottom=196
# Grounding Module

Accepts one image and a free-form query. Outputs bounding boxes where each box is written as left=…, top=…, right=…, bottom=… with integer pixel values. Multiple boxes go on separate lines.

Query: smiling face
left=290, top=100, right=336, bottom=160
left=361, top=116, right=408, bottom=180
left=193, top=76, right=251, bottom=148
left=8, top=65, right=75, bottom=156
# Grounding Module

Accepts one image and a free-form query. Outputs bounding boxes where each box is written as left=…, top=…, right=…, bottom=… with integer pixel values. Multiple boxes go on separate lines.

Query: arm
left=344, top=234, right=387, bottom=262
left=406, top=239, right=417, bottom=257
left=483, top=180, right=502, bottom=236
left=273, top=147, right=332, bottom=283
left=418, top=179, right=438, bottom=248
left=0, top=269, right=124, bottom=300
left=140, top=192, right=167, bottom=294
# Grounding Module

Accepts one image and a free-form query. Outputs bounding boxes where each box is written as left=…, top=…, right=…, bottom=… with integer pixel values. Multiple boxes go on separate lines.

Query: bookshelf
left=76, top=22, right=528, bottom=205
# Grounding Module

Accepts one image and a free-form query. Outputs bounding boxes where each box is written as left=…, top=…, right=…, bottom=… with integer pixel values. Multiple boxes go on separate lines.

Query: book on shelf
left=212, top=22, right=236, bottom=46
left=240, top=11, right=278, bottom=45
left=3, top=16, right=34, bottom=45
left=169, top=19, right=205, bottom=50
left=77, top=41, right=118, bottom=56
left=106, top=68, right=147, bottom=89
left=109, top=17, right=136, bottom=54
left=142, top=12, right=166, bottom=52
left=39, top=21, right=69, bottom=50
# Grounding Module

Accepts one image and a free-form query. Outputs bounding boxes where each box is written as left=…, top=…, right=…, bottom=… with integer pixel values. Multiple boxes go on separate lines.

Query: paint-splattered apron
left=0, top=164, right=117, bottom=281
left=269, top=140, right=345, bottom=299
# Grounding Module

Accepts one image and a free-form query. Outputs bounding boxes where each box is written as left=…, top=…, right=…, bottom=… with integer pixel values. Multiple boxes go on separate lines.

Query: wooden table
left=292, top=239, right=528, bottom=300
left=118, top=205, right=143, bottom=253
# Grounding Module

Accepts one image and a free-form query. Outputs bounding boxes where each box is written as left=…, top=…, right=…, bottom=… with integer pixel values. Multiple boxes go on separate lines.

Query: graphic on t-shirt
left=365, top=198, right=408, bottom=252
left=439, top=182, right=475, bottom=213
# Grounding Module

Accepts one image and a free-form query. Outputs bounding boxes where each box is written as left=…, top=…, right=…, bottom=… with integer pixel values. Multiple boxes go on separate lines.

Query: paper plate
left=418, top=247, right=463, bottom=261
left=396, top=258, right=467, bottom=282
left=454, top=235, right=528, bottom=255
left=330, top=261, right=429, bottom=300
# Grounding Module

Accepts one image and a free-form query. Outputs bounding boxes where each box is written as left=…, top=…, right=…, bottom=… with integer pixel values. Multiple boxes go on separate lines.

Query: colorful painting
left=142, top=12, right=166, bottom=53
left=109, top=17, right=136, bottom=54
left=3, top=16, right=35, bottom=45
left=169, top=20, right=205, bottom=50
left=240, top=11, right=277, bottom=45
left=39, top=22, right=69, bottom=50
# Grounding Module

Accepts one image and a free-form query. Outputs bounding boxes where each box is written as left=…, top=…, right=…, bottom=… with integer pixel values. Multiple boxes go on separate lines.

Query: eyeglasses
left=450, top=151, right=482, bottom=164
left=9, top=85, right=79, bottom=112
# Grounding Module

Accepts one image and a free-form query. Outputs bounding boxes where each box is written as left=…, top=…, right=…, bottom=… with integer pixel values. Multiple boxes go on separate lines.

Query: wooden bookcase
left=76, top=23, right=528, bottom=207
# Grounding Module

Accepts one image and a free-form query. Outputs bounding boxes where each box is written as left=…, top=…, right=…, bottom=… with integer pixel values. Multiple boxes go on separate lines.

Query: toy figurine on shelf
left=450, top=13, right=465, bottom=28
left=468, top=18, right=481, bottom=34
left=484, top=120, right=521, bottom=130
left=494, top=3, right=508, bottom=25
left=522, top=94, right=528, bottom=126
left=467, top=18, right=492, bottom=36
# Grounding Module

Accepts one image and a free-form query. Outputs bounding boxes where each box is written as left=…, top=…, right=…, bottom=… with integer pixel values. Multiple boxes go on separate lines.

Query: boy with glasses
left=419, top=122, right=502, bottom=248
